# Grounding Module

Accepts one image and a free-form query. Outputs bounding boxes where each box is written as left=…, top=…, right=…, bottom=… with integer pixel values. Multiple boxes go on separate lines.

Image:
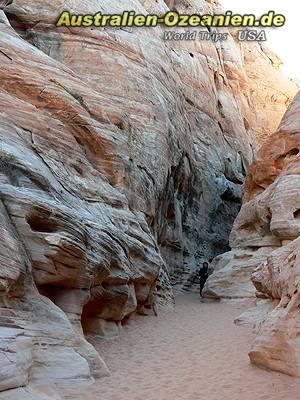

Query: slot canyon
left=0, top=0, right=300, bottom=399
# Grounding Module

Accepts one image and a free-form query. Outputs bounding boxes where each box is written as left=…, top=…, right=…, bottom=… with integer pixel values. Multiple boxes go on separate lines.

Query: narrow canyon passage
left=62, top=295, right=299, bottom=400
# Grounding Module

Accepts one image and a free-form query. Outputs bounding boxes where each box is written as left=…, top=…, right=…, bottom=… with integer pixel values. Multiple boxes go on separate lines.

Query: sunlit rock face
left=0, top=0, right=298, bottom=392
left=249, top=236, right=300, bottom=377
left=238, top=41, right=298, bottom=146
left=247, top=94, right=300, bottom=377
left=206, top=92, right=300, bottom=377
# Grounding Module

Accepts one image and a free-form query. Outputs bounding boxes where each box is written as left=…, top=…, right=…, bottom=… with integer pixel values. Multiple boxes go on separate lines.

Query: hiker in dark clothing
left=199, top=262, right=209, bottom=296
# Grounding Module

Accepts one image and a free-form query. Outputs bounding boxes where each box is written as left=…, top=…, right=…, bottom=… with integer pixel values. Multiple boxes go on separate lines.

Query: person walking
left=199, top=261, right=209, bottom=297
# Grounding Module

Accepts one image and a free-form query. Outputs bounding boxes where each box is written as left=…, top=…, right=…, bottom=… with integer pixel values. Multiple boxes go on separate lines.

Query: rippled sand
left=62, top=294, right=300, bottom=400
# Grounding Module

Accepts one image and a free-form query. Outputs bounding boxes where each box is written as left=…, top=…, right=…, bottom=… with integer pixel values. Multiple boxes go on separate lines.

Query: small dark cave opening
left=220, top=187, right=241, bottom=204
left=81, top=298, right=107, bottom=336
left=294, top=209, right=300, bottom=219
left=276, top=148, right=300, bottom=169
left=5, top=11, right=30, bottom=39
left=26, top=214, right=58, bottom=233
left=286, top=148, right=300, bottom=157
left=37, top=284, right=56, bottom=302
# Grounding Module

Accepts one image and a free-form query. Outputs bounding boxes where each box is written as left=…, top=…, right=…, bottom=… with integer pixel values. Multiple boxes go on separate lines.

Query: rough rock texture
left=203, top=247, right=277, bottom=299
left=0, top=386, right=62, bottom=400
left=206, top=92, right=300, bottom=377
left=0, top=0, right=298, bottom=393
left=250, top=237, right=300, bottom=377
left=248, top=95, right=300, bottom=377
left=237, top=40, right=297, bottom=145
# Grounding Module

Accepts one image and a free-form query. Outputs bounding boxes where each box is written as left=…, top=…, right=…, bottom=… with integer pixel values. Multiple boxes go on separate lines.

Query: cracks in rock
left=49, top=79, right=88, bottom=113
left=0, top=152, right=22, bottom=186
left=103, top=229, right=129, bottom=260
left=136, top=164, right=156, bottom=188
left=28, top=129, right=80, bottom=202
left=0, top=49, right=12, bottom=61
left=217, top=100, right=226, bottom=119
left=5, top=11, right=28, bottom=38
left=0, top=196, right=34, bottom=295
left=5, top=10, right=42, bottom=42
left=26, top=126, right=115, bottom=207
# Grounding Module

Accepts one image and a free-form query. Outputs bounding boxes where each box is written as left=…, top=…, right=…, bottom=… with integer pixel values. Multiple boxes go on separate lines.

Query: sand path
left=63, top=294, right=300, bottom=400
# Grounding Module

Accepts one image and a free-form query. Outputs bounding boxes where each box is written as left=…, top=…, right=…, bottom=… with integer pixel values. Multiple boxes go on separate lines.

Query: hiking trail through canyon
left=62, top=295, right=300, bottom=400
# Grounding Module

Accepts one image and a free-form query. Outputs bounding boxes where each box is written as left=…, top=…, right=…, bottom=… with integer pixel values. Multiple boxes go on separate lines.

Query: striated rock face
left=206, top=92, right=300, bottom=377
left=237, top=40, right=297, bottom=145
left=0, top=0, right=298, bottom=392
left=250, top=237, right=300, bottom=377
left=247, top=94, right=300, bottom=377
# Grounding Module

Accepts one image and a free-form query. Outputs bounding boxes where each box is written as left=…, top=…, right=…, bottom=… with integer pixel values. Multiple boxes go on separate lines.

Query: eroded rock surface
left=0, top=0, right=298, bottom=392
left=238, top=40, right=297, bottom=145
left=205, top=92, right=300, bottom=377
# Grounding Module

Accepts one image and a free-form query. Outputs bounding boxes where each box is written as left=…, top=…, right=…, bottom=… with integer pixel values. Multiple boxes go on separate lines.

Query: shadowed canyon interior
left=0, top=0, right=300, bottom=398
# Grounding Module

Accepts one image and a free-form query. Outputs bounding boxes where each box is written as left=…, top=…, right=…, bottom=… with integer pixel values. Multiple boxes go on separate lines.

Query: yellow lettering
left=200, top=15, right=212, bottom=27
left=178, top=15, right=189, bottom=27
left=273, top=14, right=285, bottom=27
left=133, top=15, right=146, bottom=27
left=71, top=15, right=83, bottom=27
left=164, top=11, right=179, bottom=27
left=94, top=12, right=102, bottom=27
left=101, top=15, right=111, bottom=27
left=110, top=15, right=122, bottom=27
left=56, top=11, right=71, bottom=27
left=189, top=15, right=201, bottom=27
left=82, top=15, right=93, bottom=27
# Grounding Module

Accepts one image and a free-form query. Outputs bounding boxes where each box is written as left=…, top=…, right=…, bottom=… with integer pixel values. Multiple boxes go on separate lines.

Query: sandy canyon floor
left=62, top=295, right=300, bottom=400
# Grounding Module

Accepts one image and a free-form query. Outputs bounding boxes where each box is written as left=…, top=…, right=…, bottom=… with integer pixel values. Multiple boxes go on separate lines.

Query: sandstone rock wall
left=205, top=92, right=300, bottom=377
left=0, top=0, right=298, bottom=392
left=238, top=40, right=297, bottom=145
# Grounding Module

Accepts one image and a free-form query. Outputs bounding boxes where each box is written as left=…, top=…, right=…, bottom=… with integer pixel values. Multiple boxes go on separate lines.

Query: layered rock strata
left=0, top=0, right=298, bottom=392
left=206, top=92, right=300, bottom=377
